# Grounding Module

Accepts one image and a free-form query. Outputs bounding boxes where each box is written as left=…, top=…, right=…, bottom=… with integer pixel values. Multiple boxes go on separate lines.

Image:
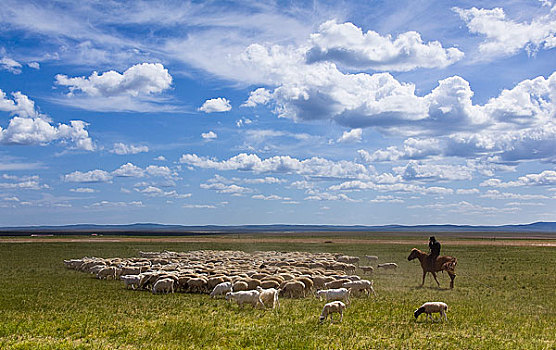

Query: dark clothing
left=429, top=240, right=441, bottom=257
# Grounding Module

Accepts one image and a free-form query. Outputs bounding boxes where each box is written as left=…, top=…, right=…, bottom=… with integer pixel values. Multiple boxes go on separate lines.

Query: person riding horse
left=428, top=236, right=441, bottom=259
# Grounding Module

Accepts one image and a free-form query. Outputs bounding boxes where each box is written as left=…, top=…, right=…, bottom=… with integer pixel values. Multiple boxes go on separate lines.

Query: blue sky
left=0, top=0, right=554, bottom=226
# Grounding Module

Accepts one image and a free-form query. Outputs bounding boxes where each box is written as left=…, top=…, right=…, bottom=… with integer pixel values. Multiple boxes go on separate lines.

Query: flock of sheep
left=63, top=249, right=447, bottom=323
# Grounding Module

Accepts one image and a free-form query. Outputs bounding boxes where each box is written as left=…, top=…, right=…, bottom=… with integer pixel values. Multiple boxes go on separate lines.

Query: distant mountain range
left=0, top=222, right=555, bottom=236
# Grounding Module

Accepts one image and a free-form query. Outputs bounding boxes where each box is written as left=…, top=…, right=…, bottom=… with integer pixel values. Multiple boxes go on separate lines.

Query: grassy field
left=1, top=236, right=555, bottom=349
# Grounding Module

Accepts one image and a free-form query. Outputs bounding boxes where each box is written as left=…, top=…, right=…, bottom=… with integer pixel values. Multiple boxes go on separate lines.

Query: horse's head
left=407, top=248, right=419, bottom=261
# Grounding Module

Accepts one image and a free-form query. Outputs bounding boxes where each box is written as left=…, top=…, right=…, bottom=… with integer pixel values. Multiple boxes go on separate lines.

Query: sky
left=0, top=0, right=554, bottom=226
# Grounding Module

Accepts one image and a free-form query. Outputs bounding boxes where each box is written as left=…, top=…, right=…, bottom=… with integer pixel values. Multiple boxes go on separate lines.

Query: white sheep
left=225, top=290, right=264, bottom=308
left=120, top=274, right=141, bottom=290
left=316, top=288, right=350, bottom=305
left=256, top=286, right=280, bottom=309
left=96, top=266, right=117, bottom=280
left=377, top=263, right=398, bottom=270
left=210, top=282, right=233, bottom=298
left=414, top=302, right=448, bottom=321
left=365, top=255, right=379, bottom=263
left=152, top=278, right=175, bottom=294
left=319, top=301, right=346, bottom=323
left=342, top=279, right=376, bottom=296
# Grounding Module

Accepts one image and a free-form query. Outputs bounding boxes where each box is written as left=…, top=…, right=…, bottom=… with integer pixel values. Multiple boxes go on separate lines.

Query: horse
left=407, top=248, right=457, bottom=289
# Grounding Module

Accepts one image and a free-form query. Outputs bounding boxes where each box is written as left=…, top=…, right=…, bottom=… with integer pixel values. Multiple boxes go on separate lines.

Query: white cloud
left=480, top=170, right=556, bottom=187
left=306, top=20, right=464, bottom=71
left=481, top=189, right=549, bottom=200
left=0, top=90, right=94, bottom=150
left=180, top=152, right=373, bottom=179
left=154, top=155, right=166, bottom=161
left=242, top=88, right=272, bottom=107
left=28, top=62, right=40, bottom=69
left=145, top=165, right=173, bottom=177
left=134, top=185, right=191, bottom=198
left=64, top=169, right=113, bottom=183
left=454, top=6, right=556, bottom=59
left=200, top=182, right=252, bottom=195
left=393, top=161, right=474, bottom=181
left=70, top=187, right=97, bottom=193
left=111, top=143, right=149, bottom=155
left=243, top=176, right=286, bottom=184
left=251, top=194, right=291, bottom=201
left=456, top=188, right=480, bottom=195
left=183, top=204, right=217, bottom=209
left=369, top=195, right=404, bottom=203
left=86, top=200, right=144, bottom=209
left=113, top=163, right=145, bottom=177
left=408, top=200, right=519, bottom=214
left=0, top=177, right=48, bottom=190
left=55, top=63, right=172, bottom=97
left=329, top=179, right=453, bottom=196
left=305, top=191, right=360, bottom=202
left=0, top=57, right=22, bottom=74
left=198, top=97, right=232, bottom=113
left=201, top=131, right=218, bottom=140
left=337, top=129, right=362, bottom=143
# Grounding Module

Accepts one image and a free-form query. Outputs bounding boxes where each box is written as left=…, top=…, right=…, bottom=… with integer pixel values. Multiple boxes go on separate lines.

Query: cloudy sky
left=0, top=0, right=554, bottom=226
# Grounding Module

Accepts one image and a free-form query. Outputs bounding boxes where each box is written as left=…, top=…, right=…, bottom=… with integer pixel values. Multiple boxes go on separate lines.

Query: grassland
left=1, top=235, right=555, bottom=349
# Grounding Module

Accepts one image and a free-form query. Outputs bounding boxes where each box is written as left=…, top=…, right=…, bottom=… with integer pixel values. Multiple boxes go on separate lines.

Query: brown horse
left=407, top=248, right=457, bottom=289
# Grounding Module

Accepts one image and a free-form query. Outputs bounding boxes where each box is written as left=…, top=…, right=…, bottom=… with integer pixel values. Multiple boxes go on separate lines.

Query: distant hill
left=0, top=222, right=555, bottom=236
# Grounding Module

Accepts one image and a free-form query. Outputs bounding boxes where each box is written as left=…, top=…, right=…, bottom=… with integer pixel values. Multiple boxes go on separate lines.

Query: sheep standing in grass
left=256, top=287, right=280, bottom=309
left=414, top=302, right=448, bottom=321
left=210, top=282, right=232, bottom=298
left=316, top=288, right=351, bottom=305
left=319, top=301, right=346, bottom=323
left=377, top=263, right=398, bottom=270
left=97, top=266, right=117, bottom=280
left=152, top=278, right=175, bottom=294
left=225, top=290, right=264, bottom=309
left=343, top=280, right=376, bottom=296
left=120, top=275, right=141, bottom=290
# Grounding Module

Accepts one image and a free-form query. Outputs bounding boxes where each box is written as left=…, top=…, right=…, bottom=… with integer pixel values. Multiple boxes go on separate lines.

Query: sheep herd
left=63, top=249, right=446, bottom=323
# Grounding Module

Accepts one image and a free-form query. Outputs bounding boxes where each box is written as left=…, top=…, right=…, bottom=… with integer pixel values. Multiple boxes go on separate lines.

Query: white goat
left=342, top=279, right=376, bottom=296
left=120, top=274, right=141, bottom=290
left=414, top=302, right=448, bottom=321
left=152, top=278, right=175, bottom=294
left=256, top=286, right=280, bottom=309
left=316, top=288, right=350, bottom=305
left=210, top=282, right=233, bottom=298
left=225, top=290, right=264, bottom=308
left=319, top=301, right=346, bottom=323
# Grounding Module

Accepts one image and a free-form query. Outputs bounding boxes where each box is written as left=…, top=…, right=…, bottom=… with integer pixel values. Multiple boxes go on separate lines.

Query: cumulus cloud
left=70, top=187, right=97, bottom=193
left=0, top=90, right=94, bottom=150
left=242, top=88, right=272, bottom=107
left=180, top=152, right=373, bottom=179
left=305, top=191, right=360, bottom=202
left=86, top=200, right=144, bottom=209
left=64, top=163, right=174, bottom=183
left=0, top=175, right=49, bottom=190
left=480, top=189, right=549, bottom=200
left=480, top=170, right=556, bottom=187
left=201, top=131, right=218, bottom=140
left=200, top=182, right=252, bottom=195
left=337, top=129, right=362, bottom=143
left=55, top=63, right=172, bottom=97
left=454, top=6, right=556, bottom=58
left=198, top=97, right=232, bottom=113
left=306, top=20, right=464, bottom=71
left=252, top=194, right=291, bottom=201
left=393, top=161, right=474, bottom=181
left=111, top=143, right=149, bottom=155
left=0, top=57, right=22, bottom=74
left=134, top=185, right=191, bottom=198
left=329, top=180, right=454, bottom=196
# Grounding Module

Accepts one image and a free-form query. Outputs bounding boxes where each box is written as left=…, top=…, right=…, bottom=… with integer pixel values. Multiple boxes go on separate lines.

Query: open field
left=1, top=235, right=555, bottom=349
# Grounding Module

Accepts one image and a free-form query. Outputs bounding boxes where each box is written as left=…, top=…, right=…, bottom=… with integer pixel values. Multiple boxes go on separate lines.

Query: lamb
left=152, top=278, right=175, bottom=294
left=316, top=288, right=350, bottom=305
left=414, top=302, right=448, bottom=321
left=120, top=274, right=141, bottom=290
left=225, top=290, right=264, bottom=309
left=365, top=255, right=379, bottom=262
left=210, top=282, right=233, bottom=298
left=319, top=301, right=346, bottom=323
left=256, top=287, right=280, bottom=309
left=343, top=279, right=376, bottom=296
left=377, top=263, right=398, bottom=270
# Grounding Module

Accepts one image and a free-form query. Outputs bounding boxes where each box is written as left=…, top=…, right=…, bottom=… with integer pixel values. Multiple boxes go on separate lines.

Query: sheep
left=256, top=287, right=280, bottom=309
left=187, top=277, right=208, bottom=293
left=152, top=278, right=175, bottom=294
left=377, top=263, right=398, bottom=270
left=210, top=282, right=233, bottom=298
left=365, top=255, right=379, bottom=263
left=319, top=301, right=346, bottom=323
left=316, top=288, right=351, bottom=305
left=336, top=255, right=360, bottom=264
left=324, top=278, right=350, bottom=290
left=96, top=266, right=117, bottom=280
left=342, top=279, right=376, bottom=296
left=414, top=302, right=448, bottom=321
left=359, top=266, right=374, bottom=275
left=120, top=274, right=141, bottom=290
left=260, top=280, right=280, bottom=290
left=225, top=290, right=264, bottom=309
left=232, top=280, right=249, bottom=292
left=279, top=281, right=305, bottom=298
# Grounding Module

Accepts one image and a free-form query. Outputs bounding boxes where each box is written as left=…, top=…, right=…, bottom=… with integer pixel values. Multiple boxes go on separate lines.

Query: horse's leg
left=421, top=271, right=426, bottom=286
left=431, top=272, right=440, bottom=287
left=449, top=272, right=456, bottom=289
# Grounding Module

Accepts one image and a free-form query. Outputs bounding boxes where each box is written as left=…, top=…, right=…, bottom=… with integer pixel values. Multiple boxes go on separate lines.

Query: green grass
left=1, top=239, right=555, bottom=349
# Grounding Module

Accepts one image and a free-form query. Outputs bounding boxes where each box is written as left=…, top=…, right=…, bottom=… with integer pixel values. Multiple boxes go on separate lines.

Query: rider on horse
left=429, top=236, right=441, bottom=259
